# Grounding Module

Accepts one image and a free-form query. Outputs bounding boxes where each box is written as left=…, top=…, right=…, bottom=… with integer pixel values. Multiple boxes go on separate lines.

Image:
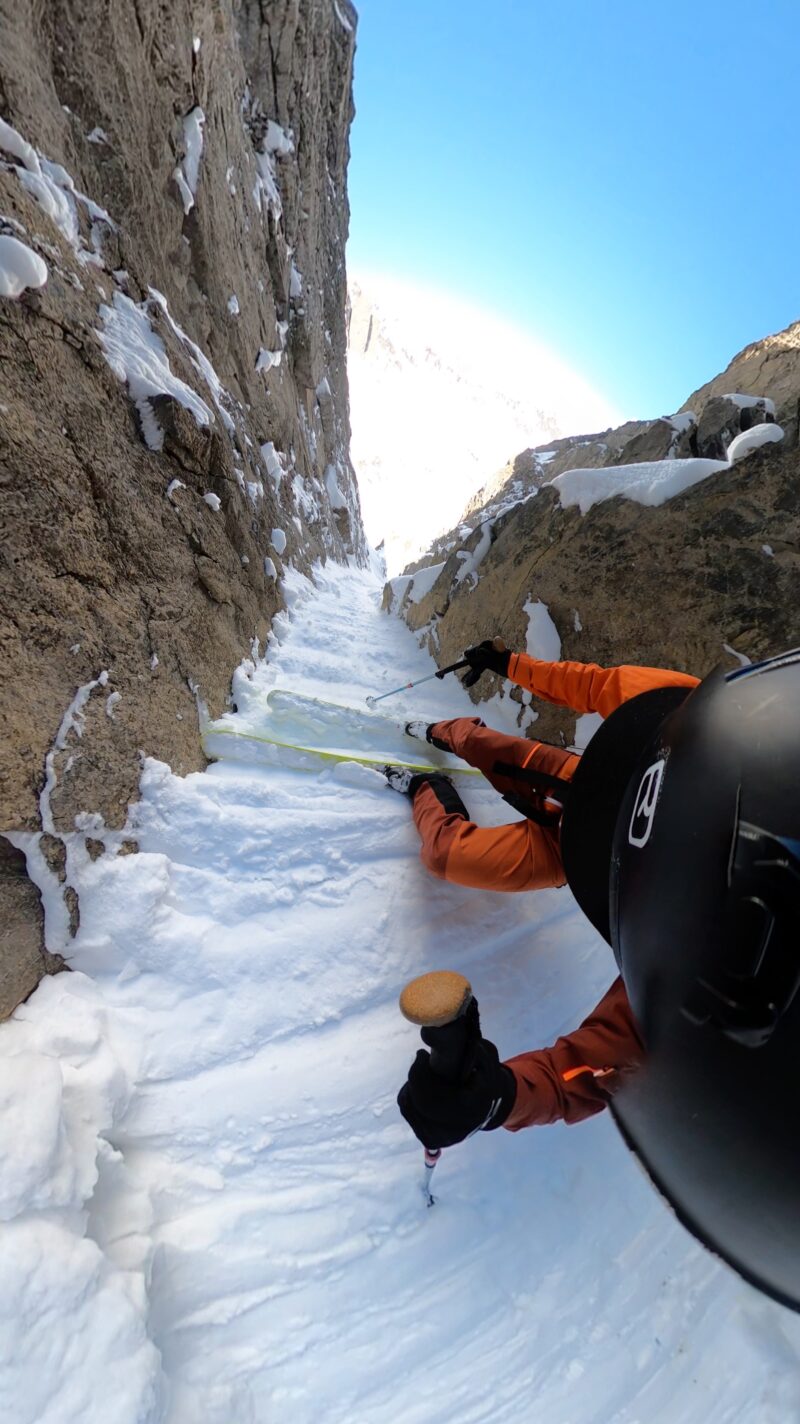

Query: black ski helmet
left=608, top=650, right=800, bottom=1310
left=560, top=681, right=694, bottom=944
left=562, top=651, right=800, bottom=1309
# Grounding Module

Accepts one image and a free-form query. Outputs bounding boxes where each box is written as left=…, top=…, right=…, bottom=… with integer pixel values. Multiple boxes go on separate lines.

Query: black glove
left=397, top=1034, right=517, bottom=1150
left=461, top=639, right=511, bottom=688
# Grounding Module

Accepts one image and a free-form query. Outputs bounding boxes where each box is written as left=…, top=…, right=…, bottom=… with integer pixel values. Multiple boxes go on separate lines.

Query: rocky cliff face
left=387, top=320, right=800, bottom=747
left=0, top=0, right=361, bottom=1016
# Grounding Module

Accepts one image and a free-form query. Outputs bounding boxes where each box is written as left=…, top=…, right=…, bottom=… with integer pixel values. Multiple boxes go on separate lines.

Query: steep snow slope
left=1, top=564, right=799, bottom=1423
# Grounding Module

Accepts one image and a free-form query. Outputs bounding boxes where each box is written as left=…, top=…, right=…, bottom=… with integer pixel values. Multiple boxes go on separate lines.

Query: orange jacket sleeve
left=505, top=652, right=700, bottom=719
left=502, top=978, right=645, bottom=1129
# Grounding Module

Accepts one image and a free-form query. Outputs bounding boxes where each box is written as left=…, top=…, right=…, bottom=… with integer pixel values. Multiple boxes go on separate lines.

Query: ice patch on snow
left=325, top=463, right=347, bottom=510
left=523, top=598, right=562, bottom=662
left=261, top=441, right=285, bottom=490
left=252, top=133, right=283, bottom=222
left=271, top=528, right=287, bottom=555
left=293, top=472, right=320, bottom=521
left=174, top=106, right=205, bottom=214
left=148, top=287, right=236, bottom=434
left=97, top=293, right=212, bottom=452
left=264, top=120, right=294, bottom=157
left=0, top=115, right=38, bottom=170
left=256, top=347, right=282, bottom=373
left=454, top=522, right=492, bottom=588
left=0, top=119, right=117, bottom=270
left=0, top=233, right=47, bottom=296
left=40, top=672, right=109, bottom=838
left=726, top=423, right=784, bottom=464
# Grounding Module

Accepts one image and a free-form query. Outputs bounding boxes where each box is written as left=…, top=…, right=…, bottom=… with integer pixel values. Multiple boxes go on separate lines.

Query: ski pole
left=399, top=970, right=476, bottom=1206
left=366, top=659, right=470, bottom=708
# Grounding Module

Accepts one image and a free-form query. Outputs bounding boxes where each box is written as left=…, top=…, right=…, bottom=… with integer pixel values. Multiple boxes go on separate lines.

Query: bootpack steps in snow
left=203, top=689, right=482, bottom=778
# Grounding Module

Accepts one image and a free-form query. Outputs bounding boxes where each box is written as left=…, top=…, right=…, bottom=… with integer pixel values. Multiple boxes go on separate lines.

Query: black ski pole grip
left=422, top=1014, right=474, bottom=1084
left=435, top=658, right=470, bottom=680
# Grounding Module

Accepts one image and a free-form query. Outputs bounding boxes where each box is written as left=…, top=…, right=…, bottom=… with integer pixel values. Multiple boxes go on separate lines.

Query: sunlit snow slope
left=348, top=277, right=622, bottom=574
left=2, top=564, right=800, bottom=1424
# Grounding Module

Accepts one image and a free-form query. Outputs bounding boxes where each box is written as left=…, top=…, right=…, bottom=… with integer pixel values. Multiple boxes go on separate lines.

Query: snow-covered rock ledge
left=386, top=426, right=799, bottom=752
left=550, top=422, right=784, bottom=515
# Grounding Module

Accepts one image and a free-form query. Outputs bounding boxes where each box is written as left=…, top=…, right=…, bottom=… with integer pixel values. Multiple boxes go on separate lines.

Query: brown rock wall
left=401, top=444, right=800, bottom=747
left=0, top=0, right=362, bottom=1014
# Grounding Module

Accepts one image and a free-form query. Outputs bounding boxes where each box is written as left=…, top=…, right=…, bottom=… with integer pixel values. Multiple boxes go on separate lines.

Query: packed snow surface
left=0, top=115, right=115, bottom=266
left=552, top=418, right=783, bottom=515
left=523, top=598, right=562, bottom=662
left=0, top=233, right=47, bottom=296
left=726, top=422, right=784, bottom=463
left=406, top=560, right=446, bottom=604
left=723, top=392, right=776, bottom=416
left=2, top=565, right=799, bottom=1423
left=551, top=457, right=729, bottom=515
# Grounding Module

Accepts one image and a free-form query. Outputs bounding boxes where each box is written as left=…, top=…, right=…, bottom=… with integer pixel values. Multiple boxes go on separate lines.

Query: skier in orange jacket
left=387, top=643, right=699, bottom=894
left=389, top=640, right=699, bottom=1139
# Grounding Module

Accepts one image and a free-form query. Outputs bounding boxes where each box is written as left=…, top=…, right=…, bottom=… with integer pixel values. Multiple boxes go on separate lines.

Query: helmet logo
left=628, top=759, right=666, bottom=848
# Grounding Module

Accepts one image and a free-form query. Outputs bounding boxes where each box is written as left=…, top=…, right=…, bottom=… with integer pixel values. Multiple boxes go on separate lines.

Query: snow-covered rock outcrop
left=387, top=320, right=800, bottom=749
left=0, top=0, right=361, bottom=1015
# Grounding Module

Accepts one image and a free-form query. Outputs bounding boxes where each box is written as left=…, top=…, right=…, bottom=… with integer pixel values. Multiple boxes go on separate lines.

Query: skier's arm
left=502, top=978, right=645, bottom=1129
left=505, top=653, right=700, bottom=717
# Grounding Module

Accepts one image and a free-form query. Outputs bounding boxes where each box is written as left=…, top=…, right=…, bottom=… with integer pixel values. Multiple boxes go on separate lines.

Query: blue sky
left=347, top=0, right=799, bottom=421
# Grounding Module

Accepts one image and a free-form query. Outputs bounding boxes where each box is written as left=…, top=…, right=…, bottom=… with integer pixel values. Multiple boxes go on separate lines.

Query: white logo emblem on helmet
left=628, top=759, right=666, bottom=848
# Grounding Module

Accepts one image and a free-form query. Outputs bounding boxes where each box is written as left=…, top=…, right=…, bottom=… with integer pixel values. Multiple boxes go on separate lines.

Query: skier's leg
left=428, top=717, right=579, bottom=802
left=411, top=777, right=565, bottom=892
